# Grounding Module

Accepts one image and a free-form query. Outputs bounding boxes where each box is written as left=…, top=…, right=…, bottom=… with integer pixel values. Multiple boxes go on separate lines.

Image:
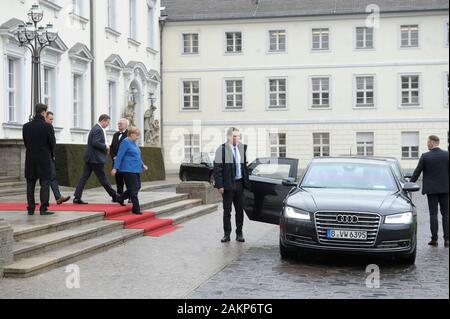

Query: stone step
left=140, top=182, right=177, bottom=192
left=140, top=193, right=190, bottom=211
left=161, top=204, right=219, bottom=225
left=0, top=180, right=27, bottom=188
left=150, top=199, right=203, bottom=216
left=13, top=220, right=125, bottom=261
left=0, top=187, right=27, bottom=197
left=3, top=228, right=144, bottom=278
left=13, top=212, right=105, bottom=241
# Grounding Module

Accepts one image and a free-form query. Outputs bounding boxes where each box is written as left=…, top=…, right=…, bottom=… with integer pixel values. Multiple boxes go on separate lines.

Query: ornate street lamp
left=15, top=4, right=58, bottom=120
left=148, top=92, right=157, bottom=107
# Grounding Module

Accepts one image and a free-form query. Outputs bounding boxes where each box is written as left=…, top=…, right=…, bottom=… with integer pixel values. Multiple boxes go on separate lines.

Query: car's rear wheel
left=181, top=171, right=189, bottom=182
left=209, top=173, right=215, bottom=186
left=280, top=239, right=297, bottom=260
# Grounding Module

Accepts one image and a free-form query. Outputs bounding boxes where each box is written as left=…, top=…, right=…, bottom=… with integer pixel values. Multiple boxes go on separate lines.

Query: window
left=107, top=0, right=116, bottom=29
left=355, top=27, right=374, bottom=49
left=108, top=81, right=117, bottom=129
left=357, top=133, right=374, bottom=156
left=355, top=76, right=375, bottom=107
left=313, top=133, right=330, bottom=157
left=184, top=134, right=200, bottom=162
left=129, top=0, right=137, bottom=39
left=182, top=80, right=200, bottom=110
left=401, top=25, right=419, bottom=47
left=401, top=132, right=419, bottom=159
left=7, top=58, right=17, bottom=123
left=269, top=133, right=287, bottom=158
left=182, top=33, right=199, bottom=54
left=147, top=3, right=155, bottom=48
left=445, top=73, right=449, bottom=107
left=310, top=77, right=331, bottom=108
left=73, top=74, right=83, bottom=128
left=446, top=22, right=449, bottom=47
left=400, top=74, right=420, bottom=106
left=312, top=28, right=330, bottom=50
left=72, top=0, right=83, bottom=16
left=226, top=32, right=242, bottom=53
left=268, top=78, right=287, bottom=109
left=268, top=30, right=286, bottom=52
left=225, top=79, right=243, bottom=110
left=43, top=68, right=55, bottom=111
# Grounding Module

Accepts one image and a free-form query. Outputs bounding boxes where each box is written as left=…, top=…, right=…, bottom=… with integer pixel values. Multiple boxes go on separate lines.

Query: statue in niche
left=144, top=105, right=160, bottom=146
left=124, top=99, right=137, bottom=128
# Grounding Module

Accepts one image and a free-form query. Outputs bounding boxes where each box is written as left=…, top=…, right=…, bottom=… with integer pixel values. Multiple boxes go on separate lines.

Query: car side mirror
left=282, top=178, right=297, bottom=187
left=403, top=182, right=421, bottom=193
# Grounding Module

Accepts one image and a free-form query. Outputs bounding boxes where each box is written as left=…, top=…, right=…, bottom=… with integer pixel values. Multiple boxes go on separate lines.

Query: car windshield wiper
left=300, top=186, right=327, bottom=189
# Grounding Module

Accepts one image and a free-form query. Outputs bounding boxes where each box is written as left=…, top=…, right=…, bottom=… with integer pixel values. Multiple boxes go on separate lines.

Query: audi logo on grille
left=336, top=215, right=359, bottom=224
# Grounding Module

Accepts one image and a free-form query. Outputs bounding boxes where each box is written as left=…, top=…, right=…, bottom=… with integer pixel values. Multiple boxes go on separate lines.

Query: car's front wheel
left=280, top=239, right=297, bottom=260
left=398, top=244, right=417, bottom=265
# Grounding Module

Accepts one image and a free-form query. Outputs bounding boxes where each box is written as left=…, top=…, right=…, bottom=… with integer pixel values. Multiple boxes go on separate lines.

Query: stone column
left=0, top=219, right=14, bottom=279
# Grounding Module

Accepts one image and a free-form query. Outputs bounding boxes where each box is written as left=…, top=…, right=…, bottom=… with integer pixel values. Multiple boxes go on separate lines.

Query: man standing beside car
left=214, top=127, right=250, bottom=243
left=410, top=135, right=449, bottom=248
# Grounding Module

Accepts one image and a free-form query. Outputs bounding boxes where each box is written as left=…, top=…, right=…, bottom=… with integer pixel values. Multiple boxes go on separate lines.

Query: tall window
left=72, top=0, right=82, bottom=15
left=129, top=0, right=137, bottom=39
left=73, top=74, right=83, bottom=128
left=7, top=58, right=16, bottom=123
left=312, top=28, right=330, bottom=50
left=108, top=81, right=117, bottom=129
left=355, top=76, right=375, bottom=107
left=226, top=32, right=242, bottom=53
left=357, top=133, right=374, bottom=156
left=268, top=78, right=287, bottom=109
left=182, top=33, right=199, bottom=54
left=400, top=75, right=420, bottom=106
left=268, top=30, right=286, bottom=52
left=270, top=133, right=287, bottom=158
left=182, top=80, right=200, bottom=110
left=401, top=25, right=419, bottom=47
left=445, top=73, right=449, bottom=107
left=313, top=133, right=330, bottom=157
left=225, top=79, right=243, bottom=110
left=355, top=27, right=374, bottom=49
left=43, top=68, right=55, bottom=110
left=184, top=134, right=200, bottom=162
left=107, top=0, right=116, bottom=29
left=311, top=77, right=330, bottom=108
left=147, top=3, right=155, bottom=48
left=401, top=132, right=419, bottom=159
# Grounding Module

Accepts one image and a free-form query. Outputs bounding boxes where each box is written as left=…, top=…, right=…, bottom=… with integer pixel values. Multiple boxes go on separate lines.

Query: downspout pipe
left=159, top=15, right=167, bottom=148
left=90, top=0, right=95, bottom=127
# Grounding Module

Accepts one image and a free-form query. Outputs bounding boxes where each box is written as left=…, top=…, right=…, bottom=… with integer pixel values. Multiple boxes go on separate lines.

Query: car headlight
left=384, top=212, right=413, bottom=224
left=284, top=206, right=311, bottom=221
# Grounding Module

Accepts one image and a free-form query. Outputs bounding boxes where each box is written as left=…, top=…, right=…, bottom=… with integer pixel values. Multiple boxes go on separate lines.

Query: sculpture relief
left=144, top=105, right=160, bottom=146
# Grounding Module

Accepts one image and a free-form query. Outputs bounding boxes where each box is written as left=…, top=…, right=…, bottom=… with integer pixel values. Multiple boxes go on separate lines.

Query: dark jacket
left=22, top=115, right=56, bottom=180
left=410, top=147, right=449, bottom=195
left=214, top=143, right=250, bottom=191
left=83, top=124, right=108, bottom=164
left=110, top=129, right=128, bottom=161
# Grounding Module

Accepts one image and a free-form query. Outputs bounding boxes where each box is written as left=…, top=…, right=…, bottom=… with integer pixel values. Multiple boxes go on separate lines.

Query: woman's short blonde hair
left=127, top=127, right=141, bottom=137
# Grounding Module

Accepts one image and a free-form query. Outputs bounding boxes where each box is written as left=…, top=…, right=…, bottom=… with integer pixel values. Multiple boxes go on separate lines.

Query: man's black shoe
left=27, top=211, right=35, bottom=216
left=40, top=211, right=55, bottom=216
left=73, top=198, right=88, bottom=205
left=117, top=197, right=126, bottom=207
left=445, top=241, right=449, bottom=248
left=221, top=236, right=231, bottom=243
left=132, top=211, right=143, bottom=215
left=428, top=240, right=438, bottom=247
left=236, top=234, right=245, bottom=243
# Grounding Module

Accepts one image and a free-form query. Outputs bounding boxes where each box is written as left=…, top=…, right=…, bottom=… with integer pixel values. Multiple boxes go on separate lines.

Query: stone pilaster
left=0, top=219, right=14, bottom=279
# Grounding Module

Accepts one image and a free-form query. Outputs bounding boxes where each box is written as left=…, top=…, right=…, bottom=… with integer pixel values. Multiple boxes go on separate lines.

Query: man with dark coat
left=110, top=118, right=129, bottom=196
left=22, top=103, right=56, bottom=215
left=73, top=114, right=118, bottom=204
left=410, top=135, right=449, bottom=248
left=214, top=127, right=250, bottom=243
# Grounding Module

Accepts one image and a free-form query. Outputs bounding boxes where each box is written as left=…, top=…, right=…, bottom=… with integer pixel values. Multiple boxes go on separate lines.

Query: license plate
left=326, top=229, right=368, bottom=240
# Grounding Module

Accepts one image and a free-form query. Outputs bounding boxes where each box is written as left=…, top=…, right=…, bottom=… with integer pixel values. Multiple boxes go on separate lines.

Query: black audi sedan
left=244, top=157, right=421, bottom=264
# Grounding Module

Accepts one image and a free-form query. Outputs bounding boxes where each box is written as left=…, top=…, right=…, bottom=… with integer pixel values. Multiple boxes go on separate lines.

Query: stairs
left=2, top=190, right=219, bottom=278
left=0, top=177, right=28, bottom=198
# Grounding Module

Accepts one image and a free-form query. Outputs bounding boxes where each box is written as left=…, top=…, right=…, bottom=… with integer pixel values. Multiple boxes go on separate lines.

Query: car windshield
left=301, top=162, right=398, bottom=191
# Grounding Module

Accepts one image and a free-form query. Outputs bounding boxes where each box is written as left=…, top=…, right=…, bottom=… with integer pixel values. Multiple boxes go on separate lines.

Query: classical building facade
left=0, top=0, right=161, bottom=146
left=161, top=0, right=449, bottom=173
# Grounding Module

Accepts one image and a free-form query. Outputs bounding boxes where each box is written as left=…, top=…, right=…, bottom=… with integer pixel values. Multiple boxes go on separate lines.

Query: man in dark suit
left=214, top=127, right=250, bottom=243
left=110, top=118, right=129, bottom=196
left=73, top=114, right=118, bottom=204
left=410, top=135, right=449, bottom=248
left=22, top=103, right=56, bottom=216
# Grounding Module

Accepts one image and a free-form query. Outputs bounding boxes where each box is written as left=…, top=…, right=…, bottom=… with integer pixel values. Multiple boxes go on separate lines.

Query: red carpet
left=0, top=202, right=179, bottom=237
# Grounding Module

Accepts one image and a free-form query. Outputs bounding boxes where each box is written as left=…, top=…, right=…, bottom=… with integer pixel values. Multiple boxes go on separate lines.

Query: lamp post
left=148, top=92, right=156, bottom=107
left=15, top=4, right=58, bottom=121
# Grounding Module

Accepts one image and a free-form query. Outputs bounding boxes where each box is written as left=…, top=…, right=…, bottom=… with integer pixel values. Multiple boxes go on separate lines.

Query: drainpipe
left=159, top=15, right=167, bottom=148
left=90, top=0, right=96, bottom=127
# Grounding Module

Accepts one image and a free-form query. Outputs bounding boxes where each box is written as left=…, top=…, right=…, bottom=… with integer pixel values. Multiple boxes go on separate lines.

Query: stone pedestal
left=176, top=182, right=222, bottom=204
left=0, top=219, right=14, bottom=279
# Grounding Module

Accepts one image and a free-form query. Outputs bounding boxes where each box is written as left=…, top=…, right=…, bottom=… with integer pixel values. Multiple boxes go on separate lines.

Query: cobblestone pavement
left=190, top=191, right=449, bottom=299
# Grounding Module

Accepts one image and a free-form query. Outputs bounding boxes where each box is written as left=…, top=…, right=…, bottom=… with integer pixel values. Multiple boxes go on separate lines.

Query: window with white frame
left=147, top=2, right=155, bottom=48
left=182, top=80, right=200, bottom=110
left=225, top=32, right=242, bottom=53
left=312, top=28, right=330, bottom=50
left=108, top=81, right=117, bottom=129
left=446, top=22, right=449, bottom=47
left=182, top=33, right=199, bottom=54
left=225, top=79, right=243, bottom=110
left=311, top=77, right=330, bottom=108
left=400, top=74, right=420, bottom=106
left=7, top=57, right=17, bottom=123
left=269, top=133, right=287, bottom=158
left=129, top=0, right=137, bottom=40
left=184, top=134, right=200, bottom=162
left=400, top=25, right=419, bottom=47
left=73, top=74, right=83, bottom=128
left=401, top=132, right=419, bottom=159
left=445, top=73, right=449, bottom=107
left=355, top=76, right=375, bottom=107
left=107, top=0, right=116, bottom=30
left=268, top=30, right=286, bottom=52
left=43, top=67, right=55, bottom=110
left=313, top=133, right=330, bottom=157
left=355, top=27, right=374, bottom=49
left=71, top=0, right=83, bottom=16
left=268, top=78, right=287, bottom=109
left=356, top=132, right=374, bottom=156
